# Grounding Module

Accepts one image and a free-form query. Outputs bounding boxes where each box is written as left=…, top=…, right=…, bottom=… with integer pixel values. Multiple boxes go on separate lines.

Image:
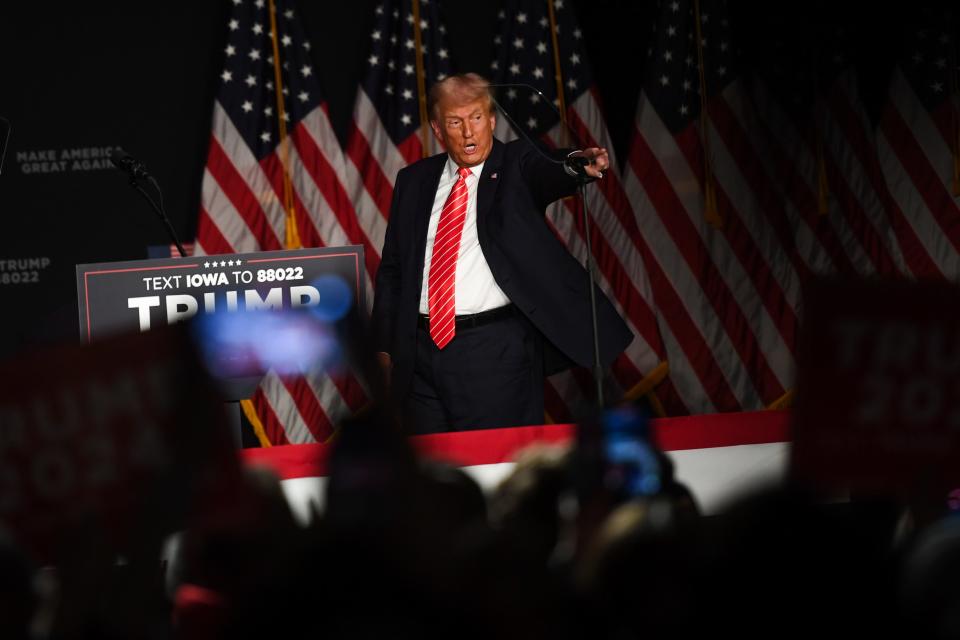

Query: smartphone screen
left=602, top=406, right=662, bottom=498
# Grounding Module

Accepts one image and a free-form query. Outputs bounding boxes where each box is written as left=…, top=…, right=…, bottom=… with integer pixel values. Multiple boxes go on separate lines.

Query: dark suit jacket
left=372, top=138, right=634, bottom=402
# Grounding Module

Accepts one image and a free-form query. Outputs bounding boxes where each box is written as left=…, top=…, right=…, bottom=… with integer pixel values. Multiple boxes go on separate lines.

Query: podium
left=77, top=246, right=365, bottom=443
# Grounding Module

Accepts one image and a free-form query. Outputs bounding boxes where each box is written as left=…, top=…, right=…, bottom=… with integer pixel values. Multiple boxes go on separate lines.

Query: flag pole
left=412, top=0, right=431, bottom=158
left=267, top=0, right=302, bottom=249
left=546, top=0, right=568, bottom=136
left=693, top=0, right=722, bottom=229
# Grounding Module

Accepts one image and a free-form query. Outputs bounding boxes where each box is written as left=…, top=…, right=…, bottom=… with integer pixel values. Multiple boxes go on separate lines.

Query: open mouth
left=464, top=143, right=477, bottom=154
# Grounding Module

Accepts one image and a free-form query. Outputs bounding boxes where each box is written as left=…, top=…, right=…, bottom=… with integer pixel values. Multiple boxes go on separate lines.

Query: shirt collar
left=444, top=155, right=484, bottom=181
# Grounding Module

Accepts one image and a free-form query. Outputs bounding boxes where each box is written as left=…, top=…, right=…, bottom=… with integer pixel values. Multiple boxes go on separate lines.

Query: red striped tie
left=428, top=167, right=472, bottom=349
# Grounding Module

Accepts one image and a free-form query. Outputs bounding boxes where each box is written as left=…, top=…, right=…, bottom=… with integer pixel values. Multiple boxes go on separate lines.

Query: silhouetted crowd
left=2, top=402, right=960, bottom=640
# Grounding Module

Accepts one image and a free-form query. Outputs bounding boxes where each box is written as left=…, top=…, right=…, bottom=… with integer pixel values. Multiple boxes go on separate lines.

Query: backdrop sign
left=76, top=246, right=364, bottom=342
left=791, top=278, right=960, bottom=497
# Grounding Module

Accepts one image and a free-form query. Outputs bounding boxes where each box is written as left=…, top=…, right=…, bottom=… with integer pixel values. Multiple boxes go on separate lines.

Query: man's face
left=430, top=97, right=496, bottom=168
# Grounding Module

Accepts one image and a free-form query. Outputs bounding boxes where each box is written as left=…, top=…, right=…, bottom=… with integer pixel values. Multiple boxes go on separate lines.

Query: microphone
left=108, top=146, right=152, bottom=181
left=565, top=154, right=593, bottom=177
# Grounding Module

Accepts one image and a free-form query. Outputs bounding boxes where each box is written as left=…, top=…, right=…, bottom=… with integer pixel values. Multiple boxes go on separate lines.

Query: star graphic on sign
left=225, top=45, right=236, bottom=57
left=226, top=259, right=234, bottom=267
left=252, top=23, right=263, bottom=35
left=221, top=70, right=233, bottom=82
left=401, top=113, right=412, bottom=125
left=203, top=261, right=210, bottom=268
left=261, top=131, right=271, bottom=142
left=235, top=259, right=242, bottom=266
left=242, top=101, right=253, bottom=113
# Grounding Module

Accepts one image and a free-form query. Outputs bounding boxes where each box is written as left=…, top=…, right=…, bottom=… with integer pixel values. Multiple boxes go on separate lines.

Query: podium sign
left=792, top=278, right=960, bottom=497
left=77, top=246, right=364, bottom=341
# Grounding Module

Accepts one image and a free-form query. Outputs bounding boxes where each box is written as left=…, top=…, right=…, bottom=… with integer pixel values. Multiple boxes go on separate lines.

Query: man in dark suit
left=372, top=73, right=633, bottom=433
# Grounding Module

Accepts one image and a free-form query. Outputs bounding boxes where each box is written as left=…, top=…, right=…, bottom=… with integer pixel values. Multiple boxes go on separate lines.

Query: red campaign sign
left=791, top=278, right=960, bottom=497
left=0, top=326, right=238, bottom=559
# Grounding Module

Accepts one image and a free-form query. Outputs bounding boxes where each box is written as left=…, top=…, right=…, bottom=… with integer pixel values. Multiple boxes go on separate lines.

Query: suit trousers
left=404, top=311, right=544, bottom=434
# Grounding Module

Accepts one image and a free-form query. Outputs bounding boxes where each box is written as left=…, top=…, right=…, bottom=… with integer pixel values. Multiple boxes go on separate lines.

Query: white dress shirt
left=419, top=156, right=511, bottom=315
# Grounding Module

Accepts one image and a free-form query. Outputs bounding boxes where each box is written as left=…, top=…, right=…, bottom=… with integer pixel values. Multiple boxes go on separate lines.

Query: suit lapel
left=476, top=139, right=504, bottom=226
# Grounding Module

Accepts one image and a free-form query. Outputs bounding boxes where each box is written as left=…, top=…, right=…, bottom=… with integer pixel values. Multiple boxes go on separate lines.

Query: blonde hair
left=427, top=73, right=494, bottom=121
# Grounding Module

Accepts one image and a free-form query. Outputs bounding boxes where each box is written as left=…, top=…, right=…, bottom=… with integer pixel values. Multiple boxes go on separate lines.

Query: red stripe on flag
left=259, top=154, right=325, bottom=248
left=251, top=387, right=290, bottom=446
left=825, top=92, right=941, bottom=278
left=206, top=136, right=283, bottom=251
left=196, top=207, right=236, bottom=255
left=635, top=126, right=786, bottom=403
left=292, top=123, right=382, bottom=277
left=396, top=134, right=424, bottom=166
left=880, top=106, right=960, bottom=254
left=345, top=121, right=395, bottom=220
left=281, top=376, right=335, bottom=442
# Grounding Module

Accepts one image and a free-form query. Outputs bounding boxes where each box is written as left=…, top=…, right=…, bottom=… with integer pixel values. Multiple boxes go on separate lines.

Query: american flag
left=624, top=0, right=802, bottom=413
left=344, top=0, right=452, bottom=248
left=490, top=0, right=676, bottom=420
left=196, top=0, right=367, bottom=445
left=878, top=10, right=960, bottom=278
left=748, top=21, right=921, bottom=280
